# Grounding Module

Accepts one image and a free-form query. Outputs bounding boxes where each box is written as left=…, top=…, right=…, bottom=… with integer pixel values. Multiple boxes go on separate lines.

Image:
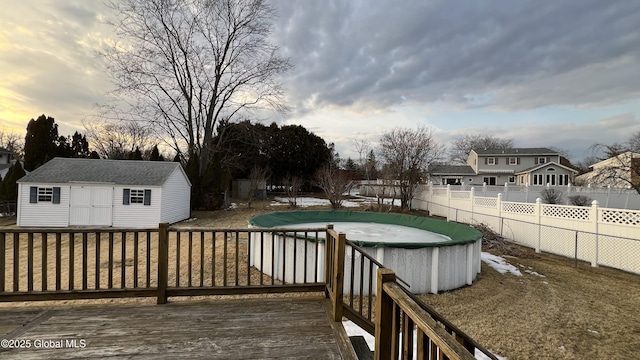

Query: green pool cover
left=248, top=210, right=483, bottom=248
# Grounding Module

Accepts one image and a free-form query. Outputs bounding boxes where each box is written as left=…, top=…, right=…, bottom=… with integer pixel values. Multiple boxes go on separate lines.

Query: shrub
left=568, top=195, right=592, bottom=206
left=540, top=188, right=563, bottom=204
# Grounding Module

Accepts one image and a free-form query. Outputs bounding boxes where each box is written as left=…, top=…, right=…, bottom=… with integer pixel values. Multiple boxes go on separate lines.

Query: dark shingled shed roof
left=18, top=158, right=187, bottom=186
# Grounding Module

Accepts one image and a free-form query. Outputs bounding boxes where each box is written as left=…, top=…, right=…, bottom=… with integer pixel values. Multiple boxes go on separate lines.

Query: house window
left=483, top=177, right=497, bottom=185
left=38, top=188, right=53, bottom=202
left=533, top=174, right=543, bottom=185
left=558, top=174, right=569, bottom=186
left=29, top=186, right=61, bottom=204
left=508, top=176, right=516, bottom=183
left=487, top=157, right=496, bottom=165
left=123, top=189, right=152, bottom=206
left=508, top=157, right=518, bottom=165
left=538, top=157, right=547, bottom=164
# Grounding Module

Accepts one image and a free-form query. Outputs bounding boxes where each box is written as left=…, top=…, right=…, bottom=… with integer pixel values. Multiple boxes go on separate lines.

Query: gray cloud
left=272, top=0, right=640, bottom=114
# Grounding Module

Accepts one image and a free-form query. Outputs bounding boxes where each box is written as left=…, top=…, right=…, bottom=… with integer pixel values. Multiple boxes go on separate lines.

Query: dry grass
left=419, top=246, right=640, bottom=359
left=2, top=199, right=640, bottom=359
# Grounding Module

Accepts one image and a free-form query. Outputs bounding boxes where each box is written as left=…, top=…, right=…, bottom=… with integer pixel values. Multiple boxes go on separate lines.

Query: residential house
left=575, top=151, right=640, bottom=189
left=430, top=147, right=578, bottom=186
left=0, top=147, right=16, bottom=179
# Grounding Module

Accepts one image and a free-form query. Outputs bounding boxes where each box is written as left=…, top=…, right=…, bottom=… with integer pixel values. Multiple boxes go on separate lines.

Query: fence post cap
left=535, top=198, right=542, bottom=204
left=591, top=200, right=599, bottom=206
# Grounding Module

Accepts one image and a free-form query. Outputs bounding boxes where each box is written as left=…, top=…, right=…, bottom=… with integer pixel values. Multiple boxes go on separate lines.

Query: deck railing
left=0, top=228, right=158, bottom=302
left=325, top=228, right=498, bottom=360
left=1, top=222, right=494, bottom=359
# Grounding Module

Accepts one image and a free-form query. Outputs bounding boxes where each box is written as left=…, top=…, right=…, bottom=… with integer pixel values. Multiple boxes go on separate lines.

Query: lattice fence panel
left=542, top=205, right=590, bottom=220
left=474, top=197, right=497, bottom=208
left=450, top=191, right=471, bottom=199
left=502, top=202, right=535, bottom=215
left=432, top=189, right=448, bottom=197
left=600, top=209, right=640, bottom=226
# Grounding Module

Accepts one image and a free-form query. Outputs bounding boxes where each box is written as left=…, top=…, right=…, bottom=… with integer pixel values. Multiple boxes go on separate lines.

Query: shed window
left=30, top=186, right=61, bottom=204
left=130, top=189, right=145, bottom=204
left=123, top=188, right=151, bottom=206
left=38, top=188, right=53, bottom=202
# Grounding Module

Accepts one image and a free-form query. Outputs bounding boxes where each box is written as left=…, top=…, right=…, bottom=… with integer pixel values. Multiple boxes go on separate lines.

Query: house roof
left=514, top=161, right=579, bottom=175
left=472, top=147, right=557, bottom=155
left=18, top=158, right=189, bottom=186
left=590, top=151, right=640, bottom=168
left=429, top=165, right=475, bottom=175
left=0, top=147, right=12, bottom=154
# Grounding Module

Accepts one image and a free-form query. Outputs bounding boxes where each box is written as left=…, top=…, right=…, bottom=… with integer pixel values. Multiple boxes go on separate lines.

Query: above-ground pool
left=249, top=211, right=483, bottom=294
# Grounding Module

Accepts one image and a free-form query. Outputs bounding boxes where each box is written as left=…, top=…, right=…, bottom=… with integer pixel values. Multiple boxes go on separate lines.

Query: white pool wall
left=249, top=230, right=482, bottom=294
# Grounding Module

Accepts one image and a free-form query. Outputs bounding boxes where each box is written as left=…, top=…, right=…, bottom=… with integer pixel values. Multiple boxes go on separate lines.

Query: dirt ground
left=2, top=198, right=640, bottom=359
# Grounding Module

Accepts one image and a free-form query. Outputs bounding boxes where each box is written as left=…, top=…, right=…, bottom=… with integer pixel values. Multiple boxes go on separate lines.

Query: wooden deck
left=0, top=297, right=356, bottom=359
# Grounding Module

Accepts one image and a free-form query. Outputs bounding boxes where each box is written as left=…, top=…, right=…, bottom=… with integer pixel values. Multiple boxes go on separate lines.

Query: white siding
left=17, top=183, right=70, bottom=227
left=112, top=186, right=162, bottom=228
left=160, top=167, right=191, bottom=224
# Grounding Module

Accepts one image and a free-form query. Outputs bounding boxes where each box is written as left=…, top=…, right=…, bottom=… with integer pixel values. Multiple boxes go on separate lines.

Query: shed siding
left=17, top=183, right=70, bottom=227
left=112, top=186, right=162, bottom=228
left=160, top=168, right=191, bottom=224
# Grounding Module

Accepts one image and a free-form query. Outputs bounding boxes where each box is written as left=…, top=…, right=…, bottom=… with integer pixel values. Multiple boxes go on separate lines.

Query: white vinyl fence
left=413, top=185, right=640, bottom=275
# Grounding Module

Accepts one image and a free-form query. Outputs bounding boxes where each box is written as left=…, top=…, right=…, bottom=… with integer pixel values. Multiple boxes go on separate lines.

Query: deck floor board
left=0, top=297, right=349, bottom=359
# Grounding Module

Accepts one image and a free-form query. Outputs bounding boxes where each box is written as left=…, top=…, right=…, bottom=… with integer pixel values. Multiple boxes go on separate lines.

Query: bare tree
left=247, top=165, right=270, bottom=208
left=378, top=126, right=443, bottom=210
left=0, top=128, right=24, bottom=160
left=283, top=175, right=303, bottom=208
left=83, top=119, right=154, bottom=159
left=353, top=138, right=371, bottom=178
left=448, top=134, right=513, bottom=164
left=314, top=165, right=355, bottom=210
left=102, top=0, right=291, bottom=179
left=374, top=167, right=398, bottom=213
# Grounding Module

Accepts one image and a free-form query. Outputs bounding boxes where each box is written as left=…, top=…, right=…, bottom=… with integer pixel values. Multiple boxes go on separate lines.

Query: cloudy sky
left=1, top=0, right=639, bottom=162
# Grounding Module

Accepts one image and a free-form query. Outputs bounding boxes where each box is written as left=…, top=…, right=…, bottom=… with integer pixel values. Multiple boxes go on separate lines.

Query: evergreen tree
left=149, top=145, right=165, bottom=161
left=24, top=114, right=60, bottom=171
left=89, top=151, right=101, bottom=159
left=0, top=162, right=26, bottom=200
left=128, top=146, right=143, bottom=160
left=69, top=131, right=91, bottom=158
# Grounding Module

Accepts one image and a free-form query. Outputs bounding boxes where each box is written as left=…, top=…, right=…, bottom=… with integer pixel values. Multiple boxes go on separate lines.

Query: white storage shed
left=17, top=158, right=191, bottom=228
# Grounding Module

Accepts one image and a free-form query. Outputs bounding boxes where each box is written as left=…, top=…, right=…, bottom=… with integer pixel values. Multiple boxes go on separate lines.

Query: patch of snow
left=558, top=345, right=566, bottom=351
left=481, top=252, right=522, bottom=276
left=524, top=269, right=546, bottom=277
left=271, top=197, right=365, bottom=208
left=587, top=329, right=599, bottom=334
left=228, top=203, right=238, bottom=209
left=183, top=218, right=197, bottom=222
left=542, top=281, right=549, bottom=285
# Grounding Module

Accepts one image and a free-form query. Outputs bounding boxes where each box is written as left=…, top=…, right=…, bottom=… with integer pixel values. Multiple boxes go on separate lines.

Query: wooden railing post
left=324, top=224, right=334, bottom=298
left=331, top=231, right=346, bottom=322
left=374, top=268, right=396, bottom=360
left=157, top=223, right=169, bottom=304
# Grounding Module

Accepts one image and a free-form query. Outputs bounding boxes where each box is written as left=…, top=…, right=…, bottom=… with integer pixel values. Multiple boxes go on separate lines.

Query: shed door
left=70, top=187, right=113, bottom=226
